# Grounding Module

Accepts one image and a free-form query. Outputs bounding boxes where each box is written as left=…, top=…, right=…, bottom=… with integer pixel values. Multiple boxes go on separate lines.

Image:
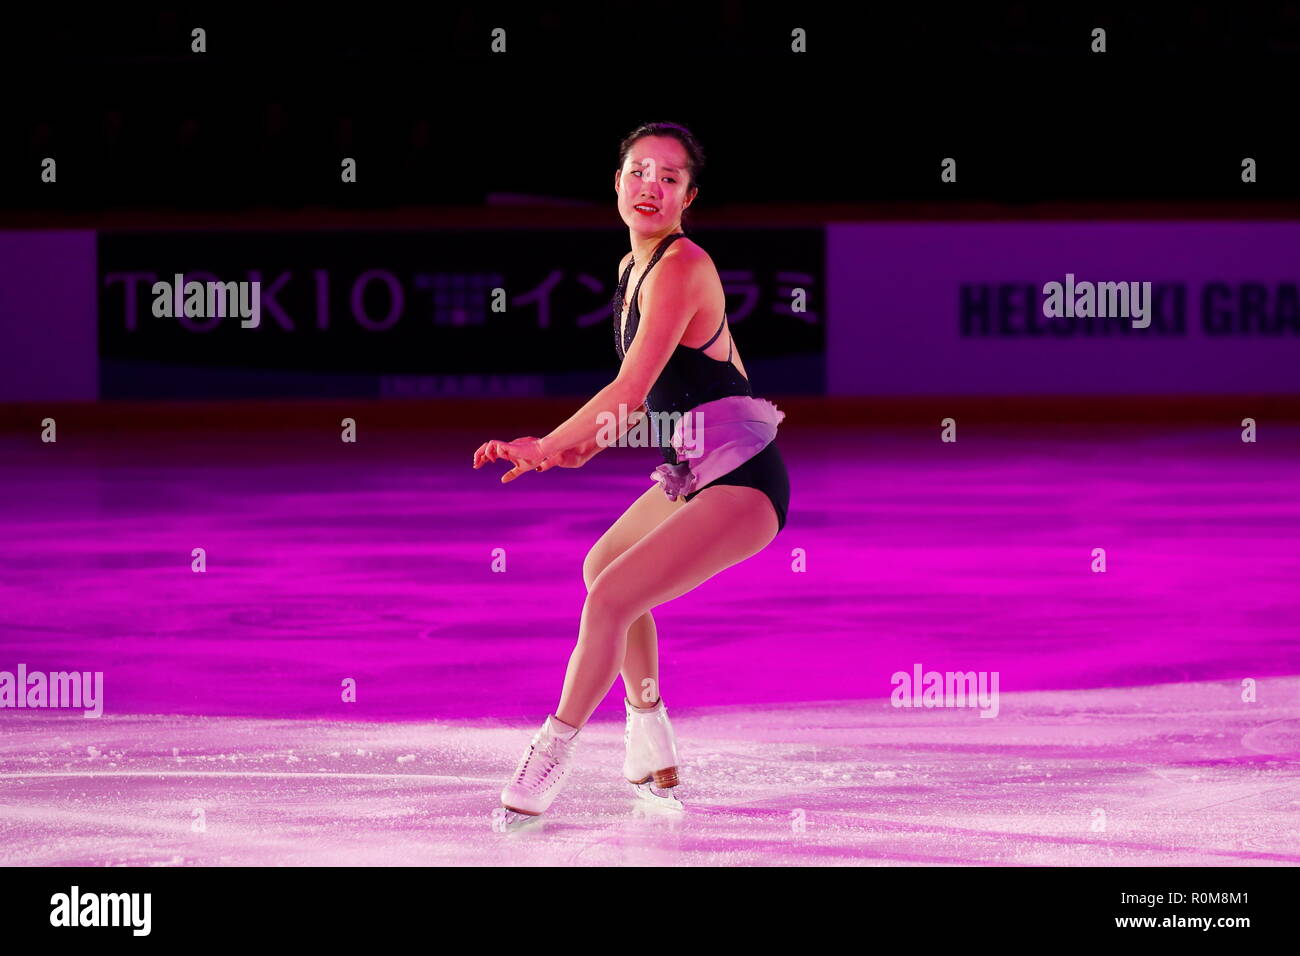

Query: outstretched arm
left=537, top=385, right=646, bottom=460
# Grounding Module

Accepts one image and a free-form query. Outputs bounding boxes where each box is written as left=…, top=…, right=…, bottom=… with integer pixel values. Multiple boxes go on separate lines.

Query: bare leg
left=582, top=483, right=682, bottom=712
left=556, top=484, right=779, bottom=729
left=620, top=612, right=660, bottom=709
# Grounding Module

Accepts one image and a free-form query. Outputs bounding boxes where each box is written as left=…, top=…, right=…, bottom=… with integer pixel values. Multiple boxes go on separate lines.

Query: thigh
left=583, top=480, right=685, bottom=588
left=586, top=484, right=778, bottom=623
left=684, top=441, right=789, bottom=532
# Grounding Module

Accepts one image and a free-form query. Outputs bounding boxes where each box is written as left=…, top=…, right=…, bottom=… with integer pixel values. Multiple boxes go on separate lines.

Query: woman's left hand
left=472, top=436, right=547, bottom=483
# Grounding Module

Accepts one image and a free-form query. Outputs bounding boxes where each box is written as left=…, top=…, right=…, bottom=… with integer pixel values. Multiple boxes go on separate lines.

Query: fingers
left=473, top=440, right=504, bottom=468
left=503, top=450, right=549, bottom=480
left=475, top=439, right=544, bottom=480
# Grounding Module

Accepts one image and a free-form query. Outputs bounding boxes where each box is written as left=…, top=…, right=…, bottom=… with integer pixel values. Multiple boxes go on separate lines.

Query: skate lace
left=513, top=735, right=569, bottom=790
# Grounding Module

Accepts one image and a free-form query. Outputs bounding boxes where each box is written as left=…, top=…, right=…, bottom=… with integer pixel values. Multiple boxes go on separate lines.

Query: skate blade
left=630, top=781, right=684, bottom=810
left=496, top=807, right=544, bottom=831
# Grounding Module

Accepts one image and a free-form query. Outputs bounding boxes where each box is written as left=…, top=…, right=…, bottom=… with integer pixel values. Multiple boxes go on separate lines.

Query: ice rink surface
left=1, top=422, right=1297, bottom=865
left=3, top=684, right=1299, bottom=866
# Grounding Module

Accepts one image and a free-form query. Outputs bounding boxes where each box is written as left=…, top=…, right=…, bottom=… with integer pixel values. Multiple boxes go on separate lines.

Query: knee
left=583, top=571, right=642, bottom=633
left=581, top=545, right=612, bottom=592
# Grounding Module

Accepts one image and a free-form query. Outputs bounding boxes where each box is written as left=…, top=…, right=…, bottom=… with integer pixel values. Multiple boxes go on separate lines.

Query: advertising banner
left=828, top=222, right=1300, bottom=395
left=97, top=228, right=825, bottom=399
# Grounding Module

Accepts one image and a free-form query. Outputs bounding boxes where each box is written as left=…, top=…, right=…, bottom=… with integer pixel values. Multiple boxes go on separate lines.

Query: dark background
left=2, top=3, right=1297, bottom=216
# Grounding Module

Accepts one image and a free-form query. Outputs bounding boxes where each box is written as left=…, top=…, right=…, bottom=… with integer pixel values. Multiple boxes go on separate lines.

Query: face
left=614, top=135, right=697, bottom=236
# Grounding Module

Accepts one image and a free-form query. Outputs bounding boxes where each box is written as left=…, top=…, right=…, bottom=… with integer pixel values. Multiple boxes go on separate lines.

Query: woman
left=473, top=121, right=790, bottom=821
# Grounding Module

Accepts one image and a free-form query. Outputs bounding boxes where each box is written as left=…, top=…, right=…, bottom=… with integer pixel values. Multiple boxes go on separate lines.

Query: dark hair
left=617, top=121, right=706, bottom=232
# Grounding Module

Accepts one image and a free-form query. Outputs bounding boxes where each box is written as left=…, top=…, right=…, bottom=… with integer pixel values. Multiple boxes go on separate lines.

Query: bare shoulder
left=650, top=236, right=714, bottom=288
left=617, top=250, right=633, bottom=279
left=665, top=235, right=711, bottom=266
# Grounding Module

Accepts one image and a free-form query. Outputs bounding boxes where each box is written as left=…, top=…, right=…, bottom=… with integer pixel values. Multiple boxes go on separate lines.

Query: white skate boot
left=498, top=714, right=580, bottom=827
left=623, top=697, right=683, bottom=809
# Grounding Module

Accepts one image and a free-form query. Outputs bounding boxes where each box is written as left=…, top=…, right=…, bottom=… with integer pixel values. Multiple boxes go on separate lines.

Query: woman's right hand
left=534, top=439, right=605, bottom=473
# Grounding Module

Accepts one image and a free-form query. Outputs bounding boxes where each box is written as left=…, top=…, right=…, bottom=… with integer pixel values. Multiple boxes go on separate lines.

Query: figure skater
left=473, top=121, right=790, bottom=821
